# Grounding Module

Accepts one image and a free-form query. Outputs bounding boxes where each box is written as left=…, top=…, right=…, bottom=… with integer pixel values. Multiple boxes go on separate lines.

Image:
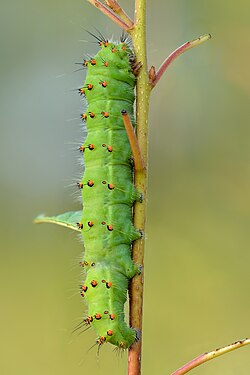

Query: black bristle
left=93, top=27, right=108, bottom=43
left=83, top=28, right=104, bottom=44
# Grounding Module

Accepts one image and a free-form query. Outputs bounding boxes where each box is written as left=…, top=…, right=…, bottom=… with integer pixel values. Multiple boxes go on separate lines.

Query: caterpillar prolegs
left=36, top=37, right=142, bottom=349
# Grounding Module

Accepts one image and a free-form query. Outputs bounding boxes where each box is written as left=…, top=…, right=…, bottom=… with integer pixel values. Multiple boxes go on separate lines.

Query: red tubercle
left=80, top=291, right=85, bottom=297
left=76, top=222, right=83, bottom=229
left=102, top=144, right=113, bottom=152
left=80, top=144, right=95, bottom=151
left=89, top=111, right=95, bottom=118
left=107, top=225, right=113, bottom=231
left=90, top=59, right=96, bottom=65
left=103, top=61, right=109, bottom=67
left=109, top=314, right=115, bottom=320
left=99, top=41, right=109, bottom=48
left=78, top=88, right=85, bottom=96
left=84, top=316, right=93, bottom=325
left=108, top=183, right=115, bottom=190
left=97, top=336, right=106, bottom=345
left=81, top=285, right=88, bottom=292
left=77, top=182, right=83, bottom=189
left=99, top=80, right=107, bottom=87
left=91, top=280, right=98, bottom=287
left=101, top=111, right=109, bottom=118
left=88, top=221, right=94, bottom=227
left=78, top=84, right=92, bottom=94
left=106, top=282, right=112, bottom=289
left=112, top=48, right=117, bottom=53
left=87, top=180, right=94, bottom=187
left=107, top=330, right=113, bottom=336
left=95, top=313, right=102, bottom=320
left=81, top=113, right=87, bottom=121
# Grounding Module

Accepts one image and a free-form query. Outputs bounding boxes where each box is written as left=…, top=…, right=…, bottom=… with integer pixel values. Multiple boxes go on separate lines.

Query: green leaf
left=34, top=211, right=82, bottom=232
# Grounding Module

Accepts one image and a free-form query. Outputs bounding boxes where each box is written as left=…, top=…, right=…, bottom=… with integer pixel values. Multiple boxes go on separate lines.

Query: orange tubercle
left=91, top=280, right=98, bottom=287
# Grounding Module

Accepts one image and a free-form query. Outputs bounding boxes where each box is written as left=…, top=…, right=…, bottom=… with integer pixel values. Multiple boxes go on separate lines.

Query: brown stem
left=121, top=110, right=145, bottom=172
left=128, top=0, right=151, bottom=374
left=171, top=338, right=250, bottom=375
left=86, top=0, right=130, bottom=30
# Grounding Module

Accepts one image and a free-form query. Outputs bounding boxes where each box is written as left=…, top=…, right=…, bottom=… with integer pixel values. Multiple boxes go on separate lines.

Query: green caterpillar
left=36, top=36, right=141, bottom=349
left=78, top=37, right=141, bottom=348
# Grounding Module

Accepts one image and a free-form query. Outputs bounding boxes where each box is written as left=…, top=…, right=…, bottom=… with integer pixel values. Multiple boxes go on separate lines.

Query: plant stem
left=171, top=338, right=250, bottom=375
left=128, top=1, right=151, bottom=374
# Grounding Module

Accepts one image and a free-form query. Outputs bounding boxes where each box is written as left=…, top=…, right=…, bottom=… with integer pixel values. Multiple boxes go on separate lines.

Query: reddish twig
left=86, top=0, right=131, bottom=30
left=171, top=338, right=250, bottom=375
left=151, top=34, right=211, bottom=87
left=104, top=0, right=134, bottom=28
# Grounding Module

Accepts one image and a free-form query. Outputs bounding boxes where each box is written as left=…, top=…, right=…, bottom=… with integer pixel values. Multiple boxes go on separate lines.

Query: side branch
left=86, top=0, right=130, bottom=30
left=171, top=338, right=250, bottom=375
left=104, top=0, right=134, bottom=28
left=151, top=34, right=211, bottom=87
left=121, top=110, right=145, bottom=172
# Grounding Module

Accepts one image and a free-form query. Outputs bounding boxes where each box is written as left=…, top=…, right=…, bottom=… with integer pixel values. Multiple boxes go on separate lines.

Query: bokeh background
left=1, top=0, right=250, bottom=374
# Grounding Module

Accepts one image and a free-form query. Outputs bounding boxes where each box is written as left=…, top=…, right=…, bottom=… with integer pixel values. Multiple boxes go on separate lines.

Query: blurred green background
left=1, top=0, right=249, bottom=374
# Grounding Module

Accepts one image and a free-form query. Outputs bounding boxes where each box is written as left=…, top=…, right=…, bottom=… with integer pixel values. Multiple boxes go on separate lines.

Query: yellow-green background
left=1, top=0, right=249, bottom=374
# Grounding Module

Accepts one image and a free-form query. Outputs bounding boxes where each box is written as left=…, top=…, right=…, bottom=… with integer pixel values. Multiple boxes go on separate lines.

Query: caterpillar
left=36, top=34, right=142, bottom=349
left=78, top=36, right=142, bottom=349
